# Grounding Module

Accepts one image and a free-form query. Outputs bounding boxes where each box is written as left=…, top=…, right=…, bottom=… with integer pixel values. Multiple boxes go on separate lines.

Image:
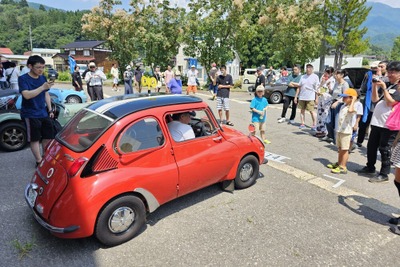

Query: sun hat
left=175, top=70, right=181, bottom=76
left=256, top=85, right=265, bottom=92
left=339, top=88, right=358, bottom=98
left=88, top=62, right=96, bottom=67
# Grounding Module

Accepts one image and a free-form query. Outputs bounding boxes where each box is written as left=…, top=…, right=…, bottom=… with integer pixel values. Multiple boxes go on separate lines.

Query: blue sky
left=32, top=0, right=400, bottom=11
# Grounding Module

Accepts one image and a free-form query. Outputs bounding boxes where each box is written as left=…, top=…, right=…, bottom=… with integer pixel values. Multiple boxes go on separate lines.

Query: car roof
left=87, top=93, right=203, bottom=119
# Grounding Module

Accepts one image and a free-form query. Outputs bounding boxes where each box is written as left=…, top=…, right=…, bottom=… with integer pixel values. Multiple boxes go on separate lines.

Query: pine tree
left=39, top=4, right=46, bottom=11
left=391, top=36, right=400, bottom=61
left=325, top=0, right=371, bottom=69
left=19, top=0, right=28, bottom=8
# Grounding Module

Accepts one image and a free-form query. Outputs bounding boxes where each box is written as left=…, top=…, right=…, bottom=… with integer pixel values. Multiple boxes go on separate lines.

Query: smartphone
left=49, top=75, right=56, bottom=82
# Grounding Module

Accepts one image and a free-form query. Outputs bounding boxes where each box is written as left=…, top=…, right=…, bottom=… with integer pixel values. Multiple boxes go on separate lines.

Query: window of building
left=83, top=50, right=90, bottom=56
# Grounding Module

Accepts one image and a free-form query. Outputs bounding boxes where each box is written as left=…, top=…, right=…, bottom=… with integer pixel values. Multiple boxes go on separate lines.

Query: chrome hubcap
left=240, top=163, right=254, bottom=182
left=108, top=207, right=135, bottom=234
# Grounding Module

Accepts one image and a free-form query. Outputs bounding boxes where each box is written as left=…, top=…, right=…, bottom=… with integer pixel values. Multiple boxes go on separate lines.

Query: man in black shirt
left=216, top=65, right=234, bottom=126
left=255, top=67, right=265, bottom=90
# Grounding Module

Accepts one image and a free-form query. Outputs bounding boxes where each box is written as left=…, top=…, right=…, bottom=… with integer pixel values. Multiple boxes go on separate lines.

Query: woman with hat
left=123, top=65, right=133, bottom=95
left=168, top=70, right=183, bottom=94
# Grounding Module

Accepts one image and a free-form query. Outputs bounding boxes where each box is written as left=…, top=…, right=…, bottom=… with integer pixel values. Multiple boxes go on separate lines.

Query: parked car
left=48, top=88, right=88, bottom=104
left=0, top=89, right=87, bottom=152
left=248, top=77, right=289, bottom=104
left=25, top=94, right=267, bottom=246
left=47, top=68, right=59, bottom=80
left=243, top=68, right=257, bottom=84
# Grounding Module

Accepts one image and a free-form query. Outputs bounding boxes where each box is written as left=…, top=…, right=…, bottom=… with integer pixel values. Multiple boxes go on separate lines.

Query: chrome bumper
left=24, top=184, right=79, bottom=234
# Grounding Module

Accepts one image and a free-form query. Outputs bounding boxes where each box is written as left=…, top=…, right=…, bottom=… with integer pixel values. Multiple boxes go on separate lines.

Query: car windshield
left=57, top=109, right=114, bottom=152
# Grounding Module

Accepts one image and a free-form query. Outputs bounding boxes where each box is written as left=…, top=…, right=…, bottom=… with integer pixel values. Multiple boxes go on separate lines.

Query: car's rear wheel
left=66, top=95, right=82, bottom=103
left=0, top=122, right=27, bottom=152
left=95, top=195, right=146, bottom=246
left=269, top=92, right=282, bottom=104
left=234, top=155, right=259, bottom=189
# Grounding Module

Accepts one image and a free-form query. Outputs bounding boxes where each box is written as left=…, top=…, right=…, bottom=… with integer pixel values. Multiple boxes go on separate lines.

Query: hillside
left=363, top=2, right=400, bottom=51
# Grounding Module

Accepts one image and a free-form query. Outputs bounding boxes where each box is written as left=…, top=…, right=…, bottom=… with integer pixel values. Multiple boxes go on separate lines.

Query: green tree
left=38, top=4, right=45, bottom=11
left=325, top=0, right=371, bottom=69
left=181, top=0, right=244, bottom=76
left=258, top=0, right=323, bottom=67
left=19, top=0, right=28, bottom=8
left=391, top=36, right=400, bottom=61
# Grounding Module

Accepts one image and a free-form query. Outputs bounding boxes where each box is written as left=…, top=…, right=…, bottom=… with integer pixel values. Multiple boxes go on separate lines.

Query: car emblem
left=47, top=168, right=54, bottom=179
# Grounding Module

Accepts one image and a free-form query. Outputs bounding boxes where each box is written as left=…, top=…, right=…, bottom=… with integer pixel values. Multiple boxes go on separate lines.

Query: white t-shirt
left=5, top=67, right=20, bottom=83
left=354, top=101, right=363, bottom=116
left=298, top=73, right=319, bottom=101
left=337, top=104, right=357, bottom=134
left=168, top=121, right=195, bottom=141
left=187, top=69, right=198, bottom=86
left=371, top=87, right=400, bottom=128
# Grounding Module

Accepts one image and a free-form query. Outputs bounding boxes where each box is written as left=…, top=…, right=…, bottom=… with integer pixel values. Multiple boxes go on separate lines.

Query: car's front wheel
left=243, top=79, right=249, bottom=84
left=269, top=91, right=282, bottom=104
left=95, top=195, right=146, bottom=246
left=66, top=95, right=82, bottom=103
left=0, top=122, right=27, bottom=152
left=234, top=155, right=259, bottom=189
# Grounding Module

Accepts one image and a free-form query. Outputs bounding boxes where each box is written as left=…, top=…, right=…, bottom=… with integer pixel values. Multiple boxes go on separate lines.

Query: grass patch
left=12, top=237, right=36, bottom=259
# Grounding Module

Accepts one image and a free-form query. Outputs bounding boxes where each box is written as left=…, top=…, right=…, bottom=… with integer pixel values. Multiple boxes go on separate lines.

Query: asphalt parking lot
left=1, top=84, right=399, bottom=266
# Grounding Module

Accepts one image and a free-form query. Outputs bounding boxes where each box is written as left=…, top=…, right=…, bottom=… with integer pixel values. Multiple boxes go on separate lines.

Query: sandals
left=226, top=121, right=234, bottom=126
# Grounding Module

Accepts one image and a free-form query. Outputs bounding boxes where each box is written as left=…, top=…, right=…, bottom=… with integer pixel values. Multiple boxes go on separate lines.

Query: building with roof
left=24, top=48, right=61, bottom=68
left=55, top=40, right=113, bottom=72
left=0, top=48, right=13, bottom=55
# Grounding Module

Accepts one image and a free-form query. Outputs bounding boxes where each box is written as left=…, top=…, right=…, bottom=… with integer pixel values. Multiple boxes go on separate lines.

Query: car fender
left=0, top=112, right=23, bottom=124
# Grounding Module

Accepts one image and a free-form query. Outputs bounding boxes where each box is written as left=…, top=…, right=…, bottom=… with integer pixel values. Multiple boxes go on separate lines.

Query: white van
left=243, top=68, right=257, bottom=84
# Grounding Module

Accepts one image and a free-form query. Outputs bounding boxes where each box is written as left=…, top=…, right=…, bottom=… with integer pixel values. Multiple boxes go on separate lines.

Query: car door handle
left=213, top=136, right=222, bottom=142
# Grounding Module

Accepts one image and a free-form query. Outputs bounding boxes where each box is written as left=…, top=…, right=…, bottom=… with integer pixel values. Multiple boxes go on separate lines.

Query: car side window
left=118, top=117, right=164, bottom=153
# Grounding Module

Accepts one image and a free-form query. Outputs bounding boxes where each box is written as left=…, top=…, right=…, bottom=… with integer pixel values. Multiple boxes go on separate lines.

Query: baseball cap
left=256, top=85, right=265, bottom=92
left=126, top=65, right=131, bottom=69
left=191, top=65, right=196, bottom=68
left=256, top=67, right=262, bottom=71
left=175, top=70, right=181, bottom=76
left=339, top=88, right=358, bottom=98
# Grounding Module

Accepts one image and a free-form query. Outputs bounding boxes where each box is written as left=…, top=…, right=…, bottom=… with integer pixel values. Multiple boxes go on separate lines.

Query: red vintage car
left=25, top=94, right=266, bottom=246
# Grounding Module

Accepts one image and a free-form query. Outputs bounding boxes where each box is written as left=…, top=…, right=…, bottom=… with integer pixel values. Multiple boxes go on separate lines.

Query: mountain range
left=25, top=1, right=400, bottom=51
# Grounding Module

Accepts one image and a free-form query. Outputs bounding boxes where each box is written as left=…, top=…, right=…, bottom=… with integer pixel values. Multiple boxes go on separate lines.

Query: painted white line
left=323, top=174, right=346, bottom=188
left=264, top=152, right=291, bottom=164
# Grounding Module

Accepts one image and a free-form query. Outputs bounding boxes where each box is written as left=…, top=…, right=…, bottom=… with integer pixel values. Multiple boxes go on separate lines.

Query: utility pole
left=29, top=25, right=33, bottom=51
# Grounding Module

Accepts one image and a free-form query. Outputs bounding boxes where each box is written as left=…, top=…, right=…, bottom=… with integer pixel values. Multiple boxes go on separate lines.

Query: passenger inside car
left=167, top=111, right=196, bottom=142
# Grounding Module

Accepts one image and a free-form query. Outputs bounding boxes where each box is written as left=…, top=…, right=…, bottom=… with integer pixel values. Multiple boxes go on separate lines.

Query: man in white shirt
left=168, top=111, right=195, bottom=141
left=85, top=62, right=107, bottom=100
left=294, top=64, right=319, bottom=130
left=5, top=62, right=20, bottom=89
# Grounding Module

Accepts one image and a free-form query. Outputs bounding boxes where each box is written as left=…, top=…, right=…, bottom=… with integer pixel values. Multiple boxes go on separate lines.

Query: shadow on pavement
left=338, top=195, right=397, bottom=226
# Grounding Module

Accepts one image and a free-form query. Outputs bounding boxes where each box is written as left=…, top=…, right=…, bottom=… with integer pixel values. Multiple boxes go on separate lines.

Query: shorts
left=336, top=132, right=351, bottom=150
left=24, top=117, right=55, bottom=142
left=209, top=84, right=218, bottom=94
left=113, top=78, right=119, bottom=85
left=187, top=85, right=197, bottom=93
left=298, top=100, right=315, bottom=112
left=252, top=121, right=266, bottom=132
left=216, top=97, right=230, bottom=110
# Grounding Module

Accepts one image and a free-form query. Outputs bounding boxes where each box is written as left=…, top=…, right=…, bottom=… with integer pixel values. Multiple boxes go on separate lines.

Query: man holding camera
left=18, top=55, right=55, bottom=167
left=358, top=61, right=400, bottom=183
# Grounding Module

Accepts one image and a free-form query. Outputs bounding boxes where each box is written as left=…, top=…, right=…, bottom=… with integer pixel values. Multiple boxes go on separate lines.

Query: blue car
left=48, top=88, right=88, bottom=104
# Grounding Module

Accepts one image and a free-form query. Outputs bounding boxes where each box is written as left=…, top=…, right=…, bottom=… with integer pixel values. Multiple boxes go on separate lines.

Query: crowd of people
left=251, top=61, right=400, bottom=235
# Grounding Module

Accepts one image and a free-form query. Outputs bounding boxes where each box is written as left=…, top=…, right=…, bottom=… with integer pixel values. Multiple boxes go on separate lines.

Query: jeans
left=281, top=96, right=297, bottom=120
left=366, top=125, right=398, bottom=175
left=357, top=111, right=373, bottom=145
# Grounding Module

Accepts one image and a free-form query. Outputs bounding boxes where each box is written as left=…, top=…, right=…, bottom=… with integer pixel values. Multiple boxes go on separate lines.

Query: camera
left=372, top=77, right=380, bottom=83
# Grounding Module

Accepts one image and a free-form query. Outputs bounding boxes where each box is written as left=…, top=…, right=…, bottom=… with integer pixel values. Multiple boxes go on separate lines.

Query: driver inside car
left=167, top=111, right=196, bottom=141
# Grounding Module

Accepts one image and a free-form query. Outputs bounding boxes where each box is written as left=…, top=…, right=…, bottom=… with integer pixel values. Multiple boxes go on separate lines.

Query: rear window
left=57, top=109, right=114, bottom=152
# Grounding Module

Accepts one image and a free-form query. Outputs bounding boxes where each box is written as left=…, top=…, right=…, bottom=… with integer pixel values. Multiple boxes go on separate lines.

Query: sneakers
left=331, top=166, right=347, bottom=174
left=327, top=162, right=339, bottom=169
left=263, top=139, right=271, bottom=144
left=277, top=118, right=286, bottom=123
left=368, top=173, right=389, bottom=183
left=299, top=124, right=306, bottom=129
left=288, top=120, right=295, bottom=125
left=388, top=217, right=400, bottom=225
left=357, top=166, right=376, bottom=175
left=311, top=126, right=317, bottom=131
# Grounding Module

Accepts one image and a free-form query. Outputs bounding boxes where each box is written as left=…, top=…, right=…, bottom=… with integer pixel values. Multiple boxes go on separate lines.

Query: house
left=0, top=48, right=13, bottom=55
left=24, top=48, right=61, bottom=68
left=57, top=40, right=113, bottom=72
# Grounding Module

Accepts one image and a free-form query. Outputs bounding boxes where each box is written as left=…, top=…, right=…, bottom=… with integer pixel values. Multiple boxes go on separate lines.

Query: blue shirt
left=168, top=78, right=182, bottom=94
left=18, top=73, right=49, bottom=118
left=285, top=73, right=301, bottom=97
left=250, top=96, right=269, bottom=123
